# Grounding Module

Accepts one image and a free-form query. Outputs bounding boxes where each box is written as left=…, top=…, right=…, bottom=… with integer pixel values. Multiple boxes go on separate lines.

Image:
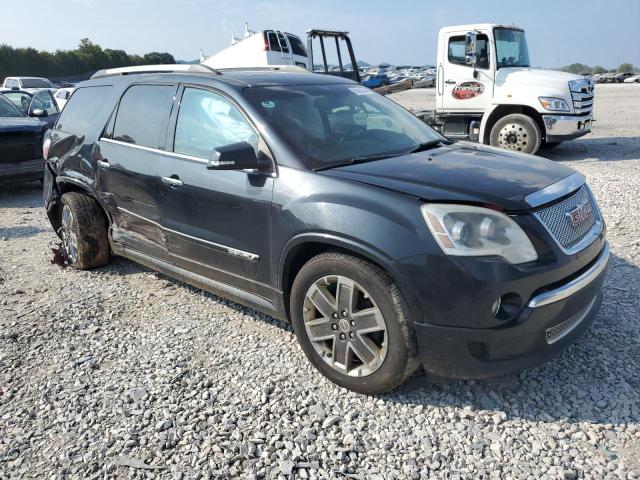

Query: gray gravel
left=1, top=85, right=639, bottom=479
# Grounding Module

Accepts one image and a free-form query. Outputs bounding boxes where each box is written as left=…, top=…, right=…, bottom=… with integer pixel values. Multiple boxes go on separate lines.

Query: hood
left=0, top=116, right=46, bottom=134
left=321, top=142, right=576, bottom=211
left=497, top=67, right=580, bottom=89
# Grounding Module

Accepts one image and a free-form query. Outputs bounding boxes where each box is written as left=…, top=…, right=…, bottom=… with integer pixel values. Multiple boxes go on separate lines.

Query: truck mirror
left=465, top=31, right=477, bottom=66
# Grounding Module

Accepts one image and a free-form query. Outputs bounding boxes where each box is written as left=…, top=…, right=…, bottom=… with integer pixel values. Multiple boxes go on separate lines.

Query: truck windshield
left=494, top=28, right=530, bottom=69
left=244, top=84, right=444, bottom=170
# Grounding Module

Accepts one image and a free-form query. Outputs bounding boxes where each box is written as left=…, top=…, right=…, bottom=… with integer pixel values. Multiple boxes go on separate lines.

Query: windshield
left=0, top=95, right=25, bottom=117
left=244, top=84, right=443, bottom=169
left=494, top=28, right=530, bottom=69
left=21, top=78, right=53, bottom=88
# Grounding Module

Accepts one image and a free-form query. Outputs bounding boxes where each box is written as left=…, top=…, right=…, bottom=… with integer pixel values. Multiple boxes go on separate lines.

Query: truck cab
left=432, top=24, right=594, bottom=154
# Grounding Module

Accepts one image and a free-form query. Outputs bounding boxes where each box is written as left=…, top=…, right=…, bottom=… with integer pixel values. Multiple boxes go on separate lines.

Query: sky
left=1, top=0, right=638, bottom=68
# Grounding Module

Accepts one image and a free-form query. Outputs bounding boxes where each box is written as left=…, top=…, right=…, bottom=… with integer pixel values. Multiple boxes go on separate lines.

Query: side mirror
left=207, top=142, right=262, bottom=171
left=30, top=108, right=48, bottom=118
left=465, top=31, right=478, bottom=66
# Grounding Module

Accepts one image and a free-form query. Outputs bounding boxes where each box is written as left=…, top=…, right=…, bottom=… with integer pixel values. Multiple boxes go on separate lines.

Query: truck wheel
left=490, top=114, right=541, bottom=154
left=290, top=252, right=418, bottom=394
left=59, top=192, right=110, bottom=270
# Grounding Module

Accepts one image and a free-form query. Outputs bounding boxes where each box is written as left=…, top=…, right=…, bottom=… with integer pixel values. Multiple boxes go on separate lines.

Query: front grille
left=0, top=132, right=43, bottom=164
left=570, top=83, right=594, bottom=115
left=545, top=296, right=596, bottom=344
left=534, top=186, right=597, bottom=249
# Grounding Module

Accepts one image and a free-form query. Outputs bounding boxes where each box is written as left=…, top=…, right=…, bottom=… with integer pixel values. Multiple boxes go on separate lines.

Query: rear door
left=439, top=31, right=493, bottom=112
left=158, top=85, right=274, bottom=296
left=96, top=83, right=177, bottom=260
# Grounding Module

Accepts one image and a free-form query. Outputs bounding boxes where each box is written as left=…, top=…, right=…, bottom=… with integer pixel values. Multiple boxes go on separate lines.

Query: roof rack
left=214, top=65, right=309, bottom=73
left=91, top=64, right=220, bottom=79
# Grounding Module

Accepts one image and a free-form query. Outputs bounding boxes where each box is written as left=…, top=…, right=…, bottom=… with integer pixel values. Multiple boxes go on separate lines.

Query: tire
left=290, top=252, right=418, bottom=394
left=490, top=113, right=541, bottom=154
left=59, top=192, right=110, bottom=270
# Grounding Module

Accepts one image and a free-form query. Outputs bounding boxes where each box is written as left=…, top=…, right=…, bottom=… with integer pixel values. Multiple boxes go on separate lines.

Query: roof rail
left=215, top=65, right=309, bottom=73
left=91, top=64, right=220, bottom=79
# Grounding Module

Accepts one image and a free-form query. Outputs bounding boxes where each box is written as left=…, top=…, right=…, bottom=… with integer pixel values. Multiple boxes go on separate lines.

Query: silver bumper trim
left=528, top=243, right=609, bottom=308
left=543, top=112, right=593, bottom=137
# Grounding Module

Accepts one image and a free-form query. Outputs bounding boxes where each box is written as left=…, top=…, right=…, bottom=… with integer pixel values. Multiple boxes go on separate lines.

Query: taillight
left=43, top=137, right=51, bottom=160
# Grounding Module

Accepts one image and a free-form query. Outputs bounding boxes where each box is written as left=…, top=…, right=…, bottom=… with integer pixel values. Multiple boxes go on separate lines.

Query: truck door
left=439, top=31, right=493, bottom=112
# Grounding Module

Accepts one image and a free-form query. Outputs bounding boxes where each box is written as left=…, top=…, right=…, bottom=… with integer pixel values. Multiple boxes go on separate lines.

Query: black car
left=42, top=66, right=608, bottom=393
left=0, top=95, right=47, bottom=182
left=0, top=89, right=60, bottom=128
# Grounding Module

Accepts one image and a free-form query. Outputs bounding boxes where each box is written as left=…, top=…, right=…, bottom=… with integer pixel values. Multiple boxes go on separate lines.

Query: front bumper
left=543, top=112, right=593, bottom=142
left=0, top=158, right=44, bottom=182
left=414, top=242, right=609, bottom=379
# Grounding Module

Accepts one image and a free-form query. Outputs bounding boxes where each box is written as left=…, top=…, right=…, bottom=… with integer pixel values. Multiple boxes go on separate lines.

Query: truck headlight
left=539, top=97, right=570, bottom=112
left=421, top=204, right=538, bottom=264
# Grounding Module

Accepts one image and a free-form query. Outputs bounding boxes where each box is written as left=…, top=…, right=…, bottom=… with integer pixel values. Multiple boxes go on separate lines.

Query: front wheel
left=490, top=113, right=541, bottom=154
left=290, top=252, right=418, bottom=394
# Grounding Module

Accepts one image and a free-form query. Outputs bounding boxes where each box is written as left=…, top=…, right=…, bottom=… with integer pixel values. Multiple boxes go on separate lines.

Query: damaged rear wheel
left=59, top=192, right=110, bottom=270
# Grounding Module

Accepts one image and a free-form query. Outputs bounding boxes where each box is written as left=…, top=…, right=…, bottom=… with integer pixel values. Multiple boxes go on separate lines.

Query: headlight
left=539, top=97, right=570, bottom=112
left=421, top=204, right=538, bottom=264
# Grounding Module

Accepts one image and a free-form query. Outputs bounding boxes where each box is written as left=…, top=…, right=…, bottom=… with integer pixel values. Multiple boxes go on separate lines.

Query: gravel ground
left=1, top=84, right=639, bottom=479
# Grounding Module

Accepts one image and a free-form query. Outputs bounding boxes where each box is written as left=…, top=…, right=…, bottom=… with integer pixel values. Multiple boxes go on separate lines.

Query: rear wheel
left=290, top=252, right=418, bottom=394
left=490, top=113, right=541, bottom=154
left=59, top=192, right=109, bottom=270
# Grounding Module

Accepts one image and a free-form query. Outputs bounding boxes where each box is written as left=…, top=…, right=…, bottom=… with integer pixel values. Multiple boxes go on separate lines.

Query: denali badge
left=566, top=200, right=594, bottom=227
left=452, top=82, right=485, bottom=100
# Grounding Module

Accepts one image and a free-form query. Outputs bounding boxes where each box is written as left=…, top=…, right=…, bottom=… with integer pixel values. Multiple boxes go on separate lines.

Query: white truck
left=417, top=24, right=594, bottom=154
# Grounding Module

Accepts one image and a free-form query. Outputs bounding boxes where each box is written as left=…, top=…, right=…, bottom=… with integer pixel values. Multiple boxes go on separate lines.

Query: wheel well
left=56, top=181, right=112, bottom=227
left=482, top=105, right=545, bottom=144
left=281, top=242, right=387, bottom=321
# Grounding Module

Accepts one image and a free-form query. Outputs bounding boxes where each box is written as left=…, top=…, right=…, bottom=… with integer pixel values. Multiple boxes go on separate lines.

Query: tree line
left=0, top=39, right=175, bottom=81
left=560, top=62, right=637, bottom=75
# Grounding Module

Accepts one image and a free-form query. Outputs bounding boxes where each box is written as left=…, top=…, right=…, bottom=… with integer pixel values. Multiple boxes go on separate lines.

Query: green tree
left=562, top=63, right=592, bottom=74
left=618, top=63, right=634, bottom=73
left=592, top=65, right=606, bottom=74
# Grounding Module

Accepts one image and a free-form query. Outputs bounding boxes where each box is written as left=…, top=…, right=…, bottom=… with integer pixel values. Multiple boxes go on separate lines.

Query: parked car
left=362, top=74, right=390, bottom=88
left=0, top=89, right=60, bottom=128
left=623, top=75, right=640, bottom=83
left=54, top=87, right=75, bottom=110
left=412, top=76, right=435, bottom=88
left=43, top=65, right=608, bottom=393
left=0, top=94, right=47, bottom=183
left=2, top=76, right=54, bottom=93
left=613, top=72, right=636, bottom=83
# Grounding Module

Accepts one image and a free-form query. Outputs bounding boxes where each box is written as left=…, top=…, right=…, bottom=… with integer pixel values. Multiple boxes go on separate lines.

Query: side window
left=448, top=34, right=490, bottom=69
left=56, top=86, right=112, bottom=134
left=267, top=32, right=282, bottom=52
left=112, top=85, right=175, bottom=148
left=288, top=35, right=307, bottom=57
left=173, top=88, right=258, bottom=160
left=31, top=91, right=59, bottom=114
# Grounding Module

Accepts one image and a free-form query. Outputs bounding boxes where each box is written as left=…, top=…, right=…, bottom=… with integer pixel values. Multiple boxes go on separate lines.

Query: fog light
left=491, top=297, right=502, bottom=316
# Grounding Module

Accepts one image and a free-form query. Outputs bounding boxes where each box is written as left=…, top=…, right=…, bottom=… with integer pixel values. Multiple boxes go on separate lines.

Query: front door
left=438, top=30, right=494, bottom=112
left=159, top=85, right=274, bottom=297
left=30, top=90, right=60, bottom=128
left=96, top=83, right=177, bottom=260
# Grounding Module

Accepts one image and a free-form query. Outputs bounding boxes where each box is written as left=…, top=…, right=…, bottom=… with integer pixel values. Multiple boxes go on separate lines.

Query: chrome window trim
left=100, top=137, right=208, bottom=164
left=528, top=242, right=609, bottom=308
left=524, top=172, right=586, bottom=208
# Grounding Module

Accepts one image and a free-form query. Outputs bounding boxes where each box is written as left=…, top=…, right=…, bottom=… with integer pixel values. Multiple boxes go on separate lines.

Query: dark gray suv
left=42, top=65, right=608, bottom=393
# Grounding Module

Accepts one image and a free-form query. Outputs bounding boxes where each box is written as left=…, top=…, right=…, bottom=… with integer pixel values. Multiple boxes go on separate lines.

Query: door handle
left=161, top=176, right=184, bottom=187
left=445, top=79, right=457, bottom=85
left=97, top=159, right=109, bottom=168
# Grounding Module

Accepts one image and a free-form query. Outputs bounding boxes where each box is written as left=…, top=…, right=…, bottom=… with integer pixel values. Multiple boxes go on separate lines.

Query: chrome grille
left=570, top=80, right=594, bottom=115
left=534, top=186, right=597, bottom=249
left=545, top=296, right=596, bottom=344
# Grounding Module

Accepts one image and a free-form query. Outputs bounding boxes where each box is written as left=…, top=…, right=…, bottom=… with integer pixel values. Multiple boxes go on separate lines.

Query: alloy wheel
left=60, top=204, right=78, bottom=264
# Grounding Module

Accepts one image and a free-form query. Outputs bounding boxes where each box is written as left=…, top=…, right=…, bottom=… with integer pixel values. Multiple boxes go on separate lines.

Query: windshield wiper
left=315, top=153, right=401, bottom=171
left=407, top=139, right=450, bottom=154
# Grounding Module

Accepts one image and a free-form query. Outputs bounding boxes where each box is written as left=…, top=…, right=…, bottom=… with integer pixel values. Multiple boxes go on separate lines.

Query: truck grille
left=570, top=81, right=594, bottom=115
left=534, top=186, right=597, bottom=249
left=0, top=132, right=43, bottom=164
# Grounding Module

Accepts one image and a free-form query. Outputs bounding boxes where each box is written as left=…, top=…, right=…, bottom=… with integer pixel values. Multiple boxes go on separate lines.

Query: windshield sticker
left=452, top=82, right=485, bottom=100
left=349, top=87, right=375, bottom=95
left=261, top=100, right=275, bottom=108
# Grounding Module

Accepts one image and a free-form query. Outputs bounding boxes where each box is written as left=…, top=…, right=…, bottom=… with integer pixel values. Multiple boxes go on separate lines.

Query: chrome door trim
left=100, top=137, right=209, bottom=165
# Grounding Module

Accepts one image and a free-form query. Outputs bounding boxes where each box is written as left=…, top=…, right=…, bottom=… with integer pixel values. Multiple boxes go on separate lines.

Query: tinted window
left=113, top=85, right=175, bottom=148
left=55, top=86, right=112, bottom=134
left=448, top=34, right=490, bottom=69
left=288, top=35, right=307, bottom=57
left=267, top=32, right=282, bottom=52
left=31, top=91, right=59, bottom=115
left=3, top=91, right=31, bottom=111
left=0, top=96, right=24, bottom=117
left=21, top=78, right=53, bottom=88
left=245, top=84, right=442, bottom=169
left=174, top=88, right=258, bottom=159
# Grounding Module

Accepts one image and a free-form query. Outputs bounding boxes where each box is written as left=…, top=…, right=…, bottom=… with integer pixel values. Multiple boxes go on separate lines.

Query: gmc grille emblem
left=566, top=200, right=594, bottom=227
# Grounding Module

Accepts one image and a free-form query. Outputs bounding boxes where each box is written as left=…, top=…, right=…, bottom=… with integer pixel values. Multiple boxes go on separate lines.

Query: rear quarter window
left=55, top=86, right=112, bottom=135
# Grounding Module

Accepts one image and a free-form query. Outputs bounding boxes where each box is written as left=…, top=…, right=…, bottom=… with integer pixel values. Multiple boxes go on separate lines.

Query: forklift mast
left=306, top=29, right=361, bottom=83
